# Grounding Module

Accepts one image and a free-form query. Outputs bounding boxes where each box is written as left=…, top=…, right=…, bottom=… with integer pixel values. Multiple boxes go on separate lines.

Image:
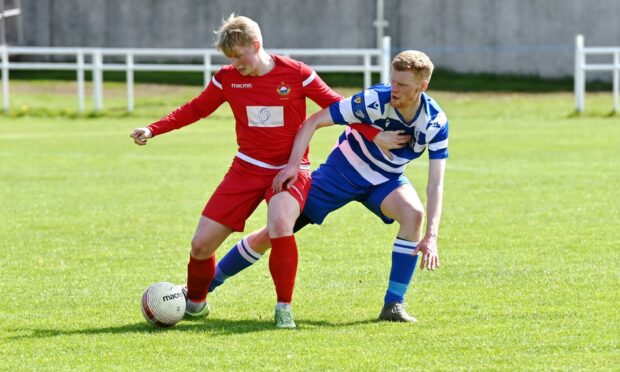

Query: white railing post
left=374, top=0, right=388, bottom=49
left=1, top=46, right=388, bottom=111
left=613, top=51, right=619, bottom=113
left=363, top=53, right=371, bottom=87
left=381, top=36, right=391, bottom=84
left=574, top=34, right=585, bottom=112
left=126, top=53, right=134, bottom=112
left=92, top=49, right=103, bottom=112
left=203, top=53, right=211, bottom=87
left=1, top=45, right=9, bottom=113
left=76, top=50, right=85, bottom=113
left=0, top=45, right=9, bottom=113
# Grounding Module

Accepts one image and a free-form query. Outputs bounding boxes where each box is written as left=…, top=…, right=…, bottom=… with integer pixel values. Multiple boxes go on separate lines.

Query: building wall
left=393, top=0, right=620, bottom=78
left=16, top=0, right=620, bottom=78
left=20, top=0, right=376, bottom=49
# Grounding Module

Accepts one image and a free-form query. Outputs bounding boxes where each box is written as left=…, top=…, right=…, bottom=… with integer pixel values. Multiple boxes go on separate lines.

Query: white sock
left=187, top=299, right=206, bottom=312
left=276, top=302, right=291, bottom=310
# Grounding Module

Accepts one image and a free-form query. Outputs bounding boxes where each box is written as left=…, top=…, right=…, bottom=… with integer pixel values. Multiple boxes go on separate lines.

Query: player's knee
left=267, top=214, right=294, bottom=238
left=397, top=204, right=425, bottom=228
left=190, top=236, right=215, bottom=258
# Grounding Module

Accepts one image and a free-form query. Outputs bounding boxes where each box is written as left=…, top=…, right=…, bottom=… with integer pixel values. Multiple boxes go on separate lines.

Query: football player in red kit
left=130, top=14, right=344, bottom=328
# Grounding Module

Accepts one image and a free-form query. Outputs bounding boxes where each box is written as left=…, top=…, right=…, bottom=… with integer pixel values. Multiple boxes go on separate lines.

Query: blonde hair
left=392, top=50, right=434, bottom=82
left=214, top=14, right=263, bottom=56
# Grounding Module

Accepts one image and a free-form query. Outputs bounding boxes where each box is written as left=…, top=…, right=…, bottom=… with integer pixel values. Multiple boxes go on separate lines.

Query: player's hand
left=417, top=234, right=440, bottom=270
left=130, top=128, right=152, bottom=146
left=272, top=164, right=298, bottom=193
left=373, top=130, right=412, bottom=151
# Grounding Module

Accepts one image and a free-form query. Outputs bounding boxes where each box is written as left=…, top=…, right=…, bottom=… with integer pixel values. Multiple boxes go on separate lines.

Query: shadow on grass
left=566, top=109, right=619, bottom=118
left=6, top=317, right=377, bottom=340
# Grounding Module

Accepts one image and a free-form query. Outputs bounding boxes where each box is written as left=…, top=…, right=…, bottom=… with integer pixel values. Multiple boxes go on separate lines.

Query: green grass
left=1, top=83, right=619, bottom=370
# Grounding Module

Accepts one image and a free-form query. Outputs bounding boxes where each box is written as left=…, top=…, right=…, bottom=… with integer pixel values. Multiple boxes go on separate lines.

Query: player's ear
left=420, top=80, right=429, bottom=92
left=251, top=40, right=261, bottom=52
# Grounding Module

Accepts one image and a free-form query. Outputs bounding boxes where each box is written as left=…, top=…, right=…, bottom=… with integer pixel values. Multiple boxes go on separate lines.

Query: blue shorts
left=302, top=162, right=410, bottom=225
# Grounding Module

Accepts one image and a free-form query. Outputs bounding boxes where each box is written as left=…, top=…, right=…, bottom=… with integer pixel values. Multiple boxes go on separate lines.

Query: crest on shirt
left=354, top=97, right=362, bottom=104
left=277, top=82, right=291, bottom=96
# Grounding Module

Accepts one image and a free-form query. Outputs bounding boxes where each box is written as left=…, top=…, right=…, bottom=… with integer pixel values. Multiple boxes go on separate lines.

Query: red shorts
left=202, top=157, right=311, bottom=232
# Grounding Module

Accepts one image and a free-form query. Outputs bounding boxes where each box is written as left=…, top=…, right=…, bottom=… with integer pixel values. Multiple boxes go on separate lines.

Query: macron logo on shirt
left=231, top=83, right=253, bottom=88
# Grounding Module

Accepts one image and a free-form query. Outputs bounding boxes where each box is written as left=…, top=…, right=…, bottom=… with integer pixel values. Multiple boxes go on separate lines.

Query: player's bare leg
left=378, top=184, right=424, bottom=322
left=191, top=216, right=233, bottom=258
left=381, top=184, right=424, bottom=242
left=247, top=226, right=271, bottom=254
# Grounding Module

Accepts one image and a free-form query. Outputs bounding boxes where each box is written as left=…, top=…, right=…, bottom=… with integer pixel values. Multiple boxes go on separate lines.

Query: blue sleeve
left=428, top=122, right=449, bottom=159
left=328, top=87, right=388, bottom=125
left=350, top=92, right=371, bottom=122
left=329, top=102, right=347, bottom=124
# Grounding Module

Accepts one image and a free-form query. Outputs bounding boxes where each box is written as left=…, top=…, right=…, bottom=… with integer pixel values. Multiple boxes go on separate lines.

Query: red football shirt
left=148, top=55, right=342, bottom=167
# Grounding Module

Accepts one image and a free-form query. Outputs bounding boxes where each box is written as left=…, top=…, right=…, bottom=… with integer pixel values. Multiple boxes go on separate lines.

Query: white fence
left=0, top=37, right=391, bottom=113
left=574, top=34, right=620, bottom=112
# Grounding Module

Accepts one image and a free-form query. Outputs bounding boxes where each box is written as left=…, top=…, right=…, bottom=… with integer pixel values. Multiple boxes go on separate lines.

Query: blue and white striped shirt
left=327, top=84, right=448, bottom=186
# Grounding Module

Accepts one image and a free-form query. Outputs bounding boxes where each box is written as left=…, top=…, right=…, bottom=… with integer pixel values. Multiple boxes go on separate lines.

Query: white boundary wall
left=574, top=35, right=620, bottom=113
left=20, top=0, right=620, bottom=80
left=0, top=37, right=391, bottom=113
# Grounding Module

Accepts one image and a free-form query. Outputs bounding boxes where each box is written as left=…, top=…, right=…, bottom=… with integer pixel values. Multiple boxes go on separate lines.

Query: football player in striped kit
left=210, top=50, right=447, bottom=322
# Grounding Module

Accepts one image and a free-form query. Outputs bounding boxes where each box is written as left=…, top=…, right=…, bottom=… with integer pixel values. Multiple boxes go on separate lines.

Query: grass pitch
left=0, top=82, right=619, bottom=370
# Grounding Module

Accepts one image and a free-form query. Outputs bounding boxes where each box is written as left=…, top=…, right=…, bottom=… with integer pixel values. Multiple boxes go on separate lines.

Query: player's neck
left=398, top=94, right=422, bottom=122
left=253, top=50, right=275, bottom=76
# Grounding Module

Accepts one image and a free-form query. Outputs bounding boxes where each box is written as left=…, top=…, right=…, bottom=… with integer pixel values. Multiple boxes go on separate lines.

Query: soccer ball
left=141, top=282, right=186, bottom=327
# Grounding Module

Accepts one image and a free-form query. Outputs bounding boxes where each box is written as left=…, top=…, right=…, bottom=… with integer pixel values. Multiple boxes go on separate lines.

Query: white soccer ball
left=141, top=282, right=186, bottom=327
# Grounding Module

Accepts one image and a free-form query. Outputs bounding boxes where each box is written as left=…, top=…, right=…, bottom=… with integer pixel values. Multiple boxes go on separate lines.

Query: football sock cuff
left=187, top=255, right=216, bottom=302
left=384, top=237, right=419, bottom=305
left=237, top=236, right=263, bottom=263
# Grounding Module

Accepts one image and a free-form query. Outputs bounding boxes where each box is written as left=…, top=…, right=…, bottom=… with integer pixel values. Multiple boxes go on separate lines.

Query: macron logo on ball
left=162, top=292, right=182, bottom=302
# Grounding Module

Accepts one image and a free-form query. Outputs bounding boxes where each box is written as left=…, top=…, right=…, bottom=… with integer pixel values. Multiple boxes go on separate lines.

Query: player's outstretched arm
left=130, top=127, right=153, bottom=146
left=418, top=158, right=446, bottom=270
left=272, top=108, right=334, bottom=193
